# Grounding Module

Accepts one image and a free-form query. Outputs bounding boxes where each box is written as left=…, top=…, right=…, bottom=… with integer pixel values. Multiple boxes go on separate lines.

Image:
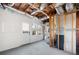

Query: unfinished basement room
left=0, top=3, right=79, bottom=55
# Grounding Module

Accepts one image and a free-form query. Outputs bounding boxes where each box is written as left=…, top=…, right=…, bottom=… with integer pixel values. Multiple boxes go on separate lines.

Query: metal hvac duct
left=66, top=3, right=74, bottom=13
left=55, top=6, right=64, bottom=15
left=55, top=3, right=64, bottom=15
left=40, top=3, right=47, bottom=10
left=55, top=3, right=64, bottom=7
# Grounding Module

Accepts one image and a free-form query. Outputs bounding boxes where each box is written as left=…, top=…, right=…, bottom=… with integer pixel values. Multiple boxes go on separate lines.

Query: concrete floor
left=0, top=40, right=72, bottom=55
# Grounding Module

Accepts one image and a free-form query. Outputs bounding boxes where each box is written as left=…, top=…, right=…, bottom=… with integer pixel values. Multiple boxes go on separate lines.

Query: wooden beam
left=13, top=3, right=21, bottom=9
left=64, top=14, right=66, bottom=50
left=19, top=3, right=29, bottom=12
left=49, top=15, right=54, bottom=47
left=58, top=15, right=60, bottom=49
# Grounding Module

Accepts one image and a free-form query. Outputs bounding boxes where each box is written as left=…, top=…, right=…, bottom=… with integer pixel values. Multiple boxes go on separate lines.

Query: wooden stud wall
left=49, top=13, right=75, bottom=53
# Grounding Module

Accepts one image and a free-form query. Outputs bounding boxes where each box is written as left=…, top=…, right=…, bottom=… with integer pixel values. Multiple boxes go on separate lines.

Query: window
left=37, top=25, right=42, bottom=35
left=22, top=22, right=29, bottom=33
left=32, top=23, right=42, bottom=35
left=32, top=23, right=37, bottom=35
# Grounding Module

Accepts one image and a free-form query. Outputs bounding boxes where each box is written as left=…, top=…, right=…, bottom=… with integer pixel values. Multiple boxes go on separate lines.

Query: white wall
left=0, top=8, right=43, bottom=52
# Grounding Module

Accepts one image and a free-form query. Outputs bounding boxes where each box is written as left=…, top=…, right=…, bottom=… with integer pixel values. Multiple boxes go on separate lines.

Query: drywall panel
left=65, top=14, right=72, bottom=53
left=73, top=30, right=76, bottom=54
left=0, top=8, right=43, bottom=52
left=65, top=31, right=72, bottom=53
left=65, top=13, right=76, bottom=54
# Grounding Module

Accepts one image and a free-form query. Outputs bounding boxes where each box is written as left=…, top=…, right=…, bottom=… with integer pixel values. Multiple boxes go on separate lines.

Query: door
left=76, top=11, right=79, bottom=54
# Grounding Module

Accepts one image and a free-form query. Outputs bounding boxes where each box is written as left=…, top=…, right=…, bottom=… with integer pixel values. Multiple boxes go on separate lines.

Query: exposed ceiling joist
left=28, top=3, right=40, bottom=10
left=19, top=3, right=29, bottom=12
left=13, top=3, right=21, bottom=9
left=3, top=3, right=77, bottom=22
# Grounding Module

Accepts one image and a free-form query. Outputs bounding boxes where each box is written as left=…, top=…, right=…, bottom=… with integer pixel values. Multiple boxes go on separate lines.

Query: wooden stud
left=54, top=15, right=57, bottom=40
left=53, top=16, right=55, bottom=47
left=64, top=14, right=66, bottom=50
left=49, top=15, right=53, bottom=47
left=53, top=15, right=57, bottom=47
left=58, top=15, right=60, bottom=49
left=71, top=13, right=74, bottom=52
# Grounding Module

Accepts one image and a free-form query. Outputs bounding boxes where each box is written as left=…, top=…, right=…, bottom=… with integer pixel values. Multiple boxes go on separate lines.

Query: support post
left=49, top=15, right=54, bottom=47
left=54, top=16, right=56, bottom=41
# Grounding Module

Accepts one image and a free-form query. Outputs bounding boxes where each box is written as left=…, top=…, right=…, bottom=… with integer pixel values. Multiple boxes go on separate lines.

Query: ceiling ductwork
left=31, top=3, right=48, bottom=19
left=54, top=3, right=64, bottom=15
left=3, top=3, right=77, bottom=23
left=54, top=3, right=64, bottom=7
left=55, top=3, right=76, bottom=15
left=40, top=3, right=47, bottom=10
left=66, top=3, right=74, bottom=13
left=55, top=6, right=64, bottom=15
